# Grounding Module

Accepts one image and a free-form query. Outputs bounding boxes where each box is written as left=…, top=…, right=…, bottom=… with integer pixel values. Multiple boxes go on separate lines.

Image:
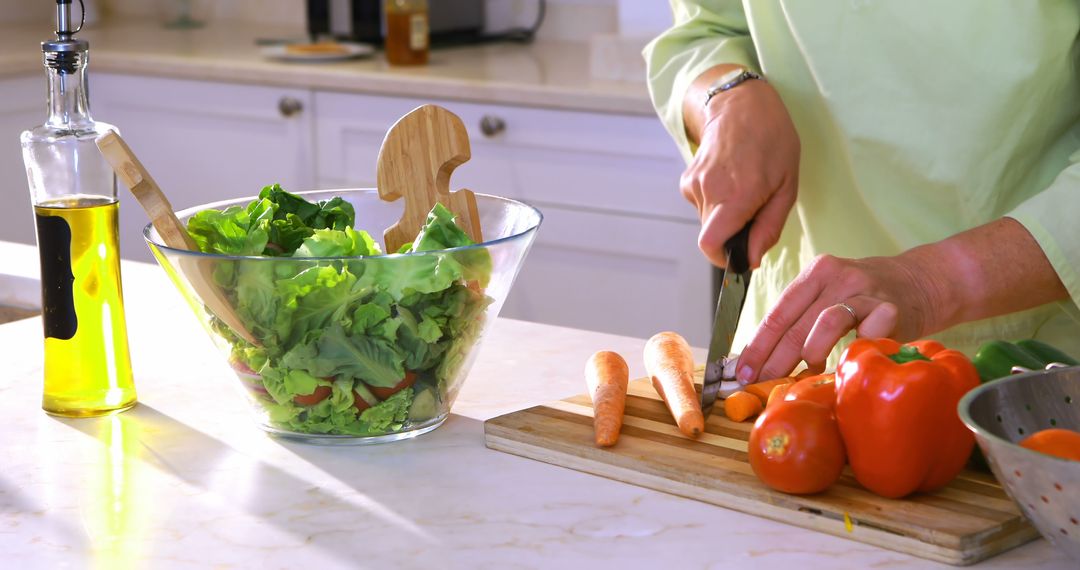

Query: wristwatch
left=703, top=68, right=763, bottom=108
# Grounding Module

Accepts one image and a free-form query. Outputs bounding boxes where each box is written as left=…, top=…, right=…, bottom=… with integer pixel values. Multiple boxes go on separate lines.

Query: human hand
left=734, top=252, right=950, bottom=383
left=681, top=76, right=800, bottom=268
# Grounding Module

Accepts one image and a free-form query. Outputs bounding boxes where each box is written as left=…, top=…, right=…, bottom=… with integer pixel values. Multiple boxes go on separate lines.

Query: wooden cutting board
left=483, top=370, right=1039, bottom=566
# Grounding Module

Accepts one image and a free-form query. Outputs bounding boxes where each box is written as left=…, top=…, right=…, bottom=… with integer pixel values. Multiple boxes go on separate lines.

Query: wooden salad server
left=95, top=130, right=259, bottom=345
left=376, top=104, right=483, bottom=253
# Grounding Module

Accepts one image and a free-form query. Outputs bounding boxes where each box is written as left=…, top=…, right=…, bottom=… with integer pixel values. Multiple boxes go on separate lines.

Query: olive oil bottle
left=21, top=0, right=136, bottom=417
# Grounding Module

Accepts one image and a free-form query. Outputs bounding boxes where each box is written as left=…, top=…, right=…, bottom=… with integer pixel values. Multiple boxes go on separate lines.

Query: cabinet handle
left=480, top=115, right=506, bottom=138
left=278, top=96, right=304, bottom=118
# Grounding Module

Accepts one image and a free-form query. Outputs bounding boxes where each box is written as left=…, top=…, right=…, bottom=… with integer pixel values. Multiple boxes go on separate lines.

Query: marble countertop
left=0, top=239, right=1073, bottom=569
left=0, top=19, right=654, bottom=115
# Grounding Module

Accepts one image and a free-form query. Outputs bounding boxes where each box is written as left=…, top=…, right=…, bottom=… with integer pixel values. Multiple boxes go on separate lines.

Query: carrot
left=744, top=377, right=797, bottom=406
left=644, top=331, right=705, bottom=438
left=585, top=350, right=630, bottom=447
left=725, top=390, right=764, bottom=422
left=766, top=383, right=792, bottom=408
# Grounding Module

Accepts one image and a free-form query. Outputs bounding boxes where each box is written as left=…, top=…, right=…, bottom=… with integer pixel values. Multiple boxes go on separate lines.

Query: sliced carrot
left=644, top=331, right=705, bottom=438
left=585, top=351, right=630, bottom=447
left=725, top=390, right=764, bottom=422
left=744, top=377, right=797, bottom=406
left=766, top=383, right=792, bottom=408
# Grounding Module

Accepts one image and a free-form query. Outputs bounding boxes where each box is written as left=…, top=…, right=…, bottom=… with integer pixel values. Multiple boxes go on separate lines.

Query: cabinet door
left=501, top=206, right=712, bottom=347
left=92, top=74, right=315, bottom=262
left=0, top=76, right=44, bottom=248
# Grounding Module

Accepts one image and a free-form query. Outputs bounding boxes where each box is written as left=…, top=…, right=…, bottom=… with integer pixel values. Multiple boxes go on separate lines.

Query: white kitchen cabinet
left=314, top=91, right=711, bottom=345
left=91, top=73, right=315, bottom=262
left=0, top=75, right=44, bottom=249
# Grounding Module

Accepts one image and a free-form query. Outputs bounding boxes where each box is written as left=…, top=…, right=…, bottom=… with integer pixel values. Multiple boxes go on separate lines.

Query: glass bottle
left=20, top=0, right=136, bottom=417
left=384, top=0, right=429, bottom=66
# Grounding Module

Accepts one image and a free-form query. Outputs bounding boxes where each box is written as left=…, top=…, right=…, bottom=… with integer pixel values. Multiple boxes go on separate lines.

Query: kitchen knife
left=701, top=223, right=753, bottom=418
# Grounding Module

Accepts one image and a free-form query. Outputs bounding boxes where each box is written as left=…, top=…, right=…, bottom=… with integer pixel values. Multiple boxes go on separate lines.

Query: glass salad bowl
left=145, top=188, right=542, bottom=444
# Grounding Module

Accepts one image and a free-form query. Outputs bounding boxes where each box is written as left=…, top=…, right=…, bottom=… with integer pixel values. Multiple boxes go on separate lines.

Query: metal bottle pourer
left=43, top=0, right=88, bottom=73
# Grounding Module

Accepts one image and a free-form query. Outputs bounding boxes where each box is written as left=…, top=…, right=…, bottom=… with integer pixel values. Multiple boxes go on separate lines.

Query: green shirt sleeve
left=1007, top=147, right=1080, bottom=321
left=643, top=0, right=760, bottom=163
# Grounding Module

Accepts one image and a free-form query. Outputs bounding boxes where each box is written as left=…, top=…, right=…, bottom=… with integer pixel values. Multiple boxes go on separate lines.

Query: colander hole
left=1067, top=396, right=1073, bottom=404
left=1025, top=403, right=1032, bottom=411
left=1071, top=517, right=1078, bottom=525
left=996, top=414, right=1002, bottom=423
left=1028, top=503, right=1036, bottom=510
left=1062, top=529, right=1069, bottom=536
left=1019, top=427, right=1026, bottom=435
left=1016, top=470, right=1023, bottom=478
left=1056, top=483, right=1064, bottom=491
left=1050, top=418, right=1058, bottom=426
left=1042, top=496, right=1050, bottom=503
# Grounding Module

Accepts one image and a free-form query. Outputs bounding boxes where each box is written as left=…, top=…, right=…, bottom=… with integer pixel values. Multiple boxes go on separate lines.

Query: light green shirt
left=645, top=0, right=1080, bottom=361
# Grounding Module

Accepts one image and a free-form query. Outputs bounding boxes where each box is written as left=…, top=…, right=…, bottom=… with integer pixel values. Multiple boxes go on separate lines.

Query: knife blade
left=701, top=223, right=753, bottom=418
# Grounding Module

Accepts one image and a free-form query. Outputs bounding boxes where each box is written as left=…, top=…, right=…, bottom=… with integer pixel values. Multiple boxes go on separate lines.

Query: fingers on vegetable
left=644, top=331, right=705, bottom=438
left=586, top=350, right=630, bottom=447
left=724, top=390, right=764, bottom=422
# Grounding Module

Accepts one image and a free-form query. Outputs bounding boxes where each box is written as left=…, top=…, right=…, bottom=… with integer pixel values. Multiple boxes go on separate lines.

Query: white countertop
left=0, top=19, right=654, bottom=116
left=0, top=239, right=1073, bottom=569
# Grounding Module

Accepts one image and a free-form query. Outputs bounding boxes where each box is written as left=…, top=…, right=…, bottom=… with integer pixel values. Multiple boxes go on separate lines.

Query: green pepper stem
left=889, top=345, right=931, bottom=364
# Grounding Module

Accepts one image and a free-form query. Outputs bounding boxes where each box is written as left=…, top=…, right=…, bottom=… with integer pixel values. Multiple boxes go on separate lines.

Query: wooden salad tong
left=95, top=131, right=259, bottom=345
left=376, top=104, right=483, bottom=253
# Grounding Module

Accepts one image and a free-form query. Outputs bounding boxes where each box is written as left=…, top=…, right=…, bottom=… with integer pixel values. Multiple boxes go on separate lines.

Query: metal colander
left=959, top=366, right=1080, bottom=561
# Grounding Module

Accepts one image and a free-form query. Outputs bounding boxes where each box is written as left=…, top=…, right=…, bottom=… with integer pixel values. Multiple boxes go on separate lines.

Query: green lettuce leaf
left=186, top=204, right=270, bottom=256
left=293, top=227, right=380, bottom=258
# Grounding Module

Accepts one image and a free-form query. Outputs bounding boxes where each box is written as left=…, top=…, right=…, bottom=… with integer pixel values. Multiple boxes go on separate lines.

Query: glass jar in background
left=384, top=0, right=429, bottom=66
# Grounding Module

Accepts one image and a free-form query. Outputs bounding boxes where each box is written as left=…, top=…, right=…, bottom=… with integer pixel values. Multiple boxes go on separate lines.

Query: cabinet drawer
left=314, top=91, right=693, bottom=221
left=501, top=206, right=711, bottom=346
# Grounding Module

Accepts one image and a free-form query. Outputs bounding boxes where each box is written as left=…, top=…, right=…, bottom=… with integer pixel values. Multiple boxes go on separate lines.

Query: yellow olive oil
left=34, top=197, right=136, bottom=417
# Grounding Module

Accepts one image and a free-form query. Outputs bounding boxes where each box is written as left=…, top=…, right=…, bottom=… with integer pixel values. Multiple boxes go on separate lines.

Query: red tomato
left=293, top=385, right=332, bottom=406
left=784, top=373, right=837, bottom=410
left=353, top=390, right=373, bottom=413
left=748, top=400, right=846, bottom=494
left=1020, top=429, right=1080, bottom=461
left=368, top=371, right=418, bottom=400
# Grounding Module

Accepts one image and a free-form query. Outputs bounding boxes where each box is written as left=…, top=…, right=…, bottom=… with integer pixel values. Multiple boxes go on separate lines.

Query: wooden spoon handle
left=95, top=130, right=260, bottom=346
left=377, top=105, right=483, bottom=253
left=95, top=130, right=198, bottom=251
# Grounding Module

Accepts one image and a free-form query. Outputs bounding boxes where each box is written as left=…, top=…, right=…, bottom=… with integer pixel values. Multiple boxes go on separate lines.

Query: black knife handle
left=725, top=222, right=752, bottom=274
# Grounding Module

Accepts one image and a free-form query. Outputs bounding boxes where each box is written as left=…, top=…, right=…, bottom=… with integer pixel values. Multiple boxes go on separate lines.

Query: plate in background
left=261, top=42, right=376, bottom=63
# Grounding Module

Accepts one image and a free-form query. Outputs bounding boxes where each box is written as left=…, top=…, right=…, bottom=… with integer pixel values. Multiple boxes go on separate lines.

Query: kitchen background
left=0, top=0, right=712, bottom=345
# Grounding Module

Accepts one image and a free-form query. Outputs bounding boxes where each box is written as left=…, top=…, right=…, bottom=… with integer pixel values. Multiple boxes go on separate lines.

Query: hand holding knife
left=700, top=222, right=753, bottom=418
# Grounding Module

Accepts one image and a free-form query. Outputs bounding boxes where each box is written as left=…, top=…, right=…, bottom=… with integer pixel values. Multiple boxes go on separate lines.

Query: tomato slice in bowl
left=368, top=371, right=418, bottom=400
left=293, top=385, right=333, bottom=406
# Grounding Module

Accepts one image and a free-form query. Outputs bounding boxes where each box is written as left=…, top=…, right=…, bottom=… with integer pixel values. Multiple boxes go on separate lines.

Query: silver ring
left=837, top=302, right=859, bottom=323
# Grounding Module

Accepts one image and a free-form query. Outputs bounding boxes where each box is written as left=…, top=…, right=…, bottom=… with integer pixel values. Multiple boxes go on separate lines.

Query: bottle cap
left=42, top=0, right=88, bottom=72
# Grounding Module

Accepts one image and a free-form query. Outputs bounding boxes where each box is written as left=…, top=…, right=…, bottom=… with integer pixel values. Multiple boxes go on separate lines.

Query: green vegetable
left=1015, top=339, right=1079, bottom=366
left=409, top=388, right=438, bottom=421
left=190, top=185, right=492, bottom=436
left=972, top=339, right=1078, bottom=383
left=186, top=183, right=358, bottom=257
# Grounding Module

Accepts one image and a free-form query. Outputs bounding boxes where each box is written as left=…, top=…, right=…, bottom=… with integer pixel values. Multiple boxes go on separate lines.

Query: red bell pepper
left=835, top=338, right=980, bottom=499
